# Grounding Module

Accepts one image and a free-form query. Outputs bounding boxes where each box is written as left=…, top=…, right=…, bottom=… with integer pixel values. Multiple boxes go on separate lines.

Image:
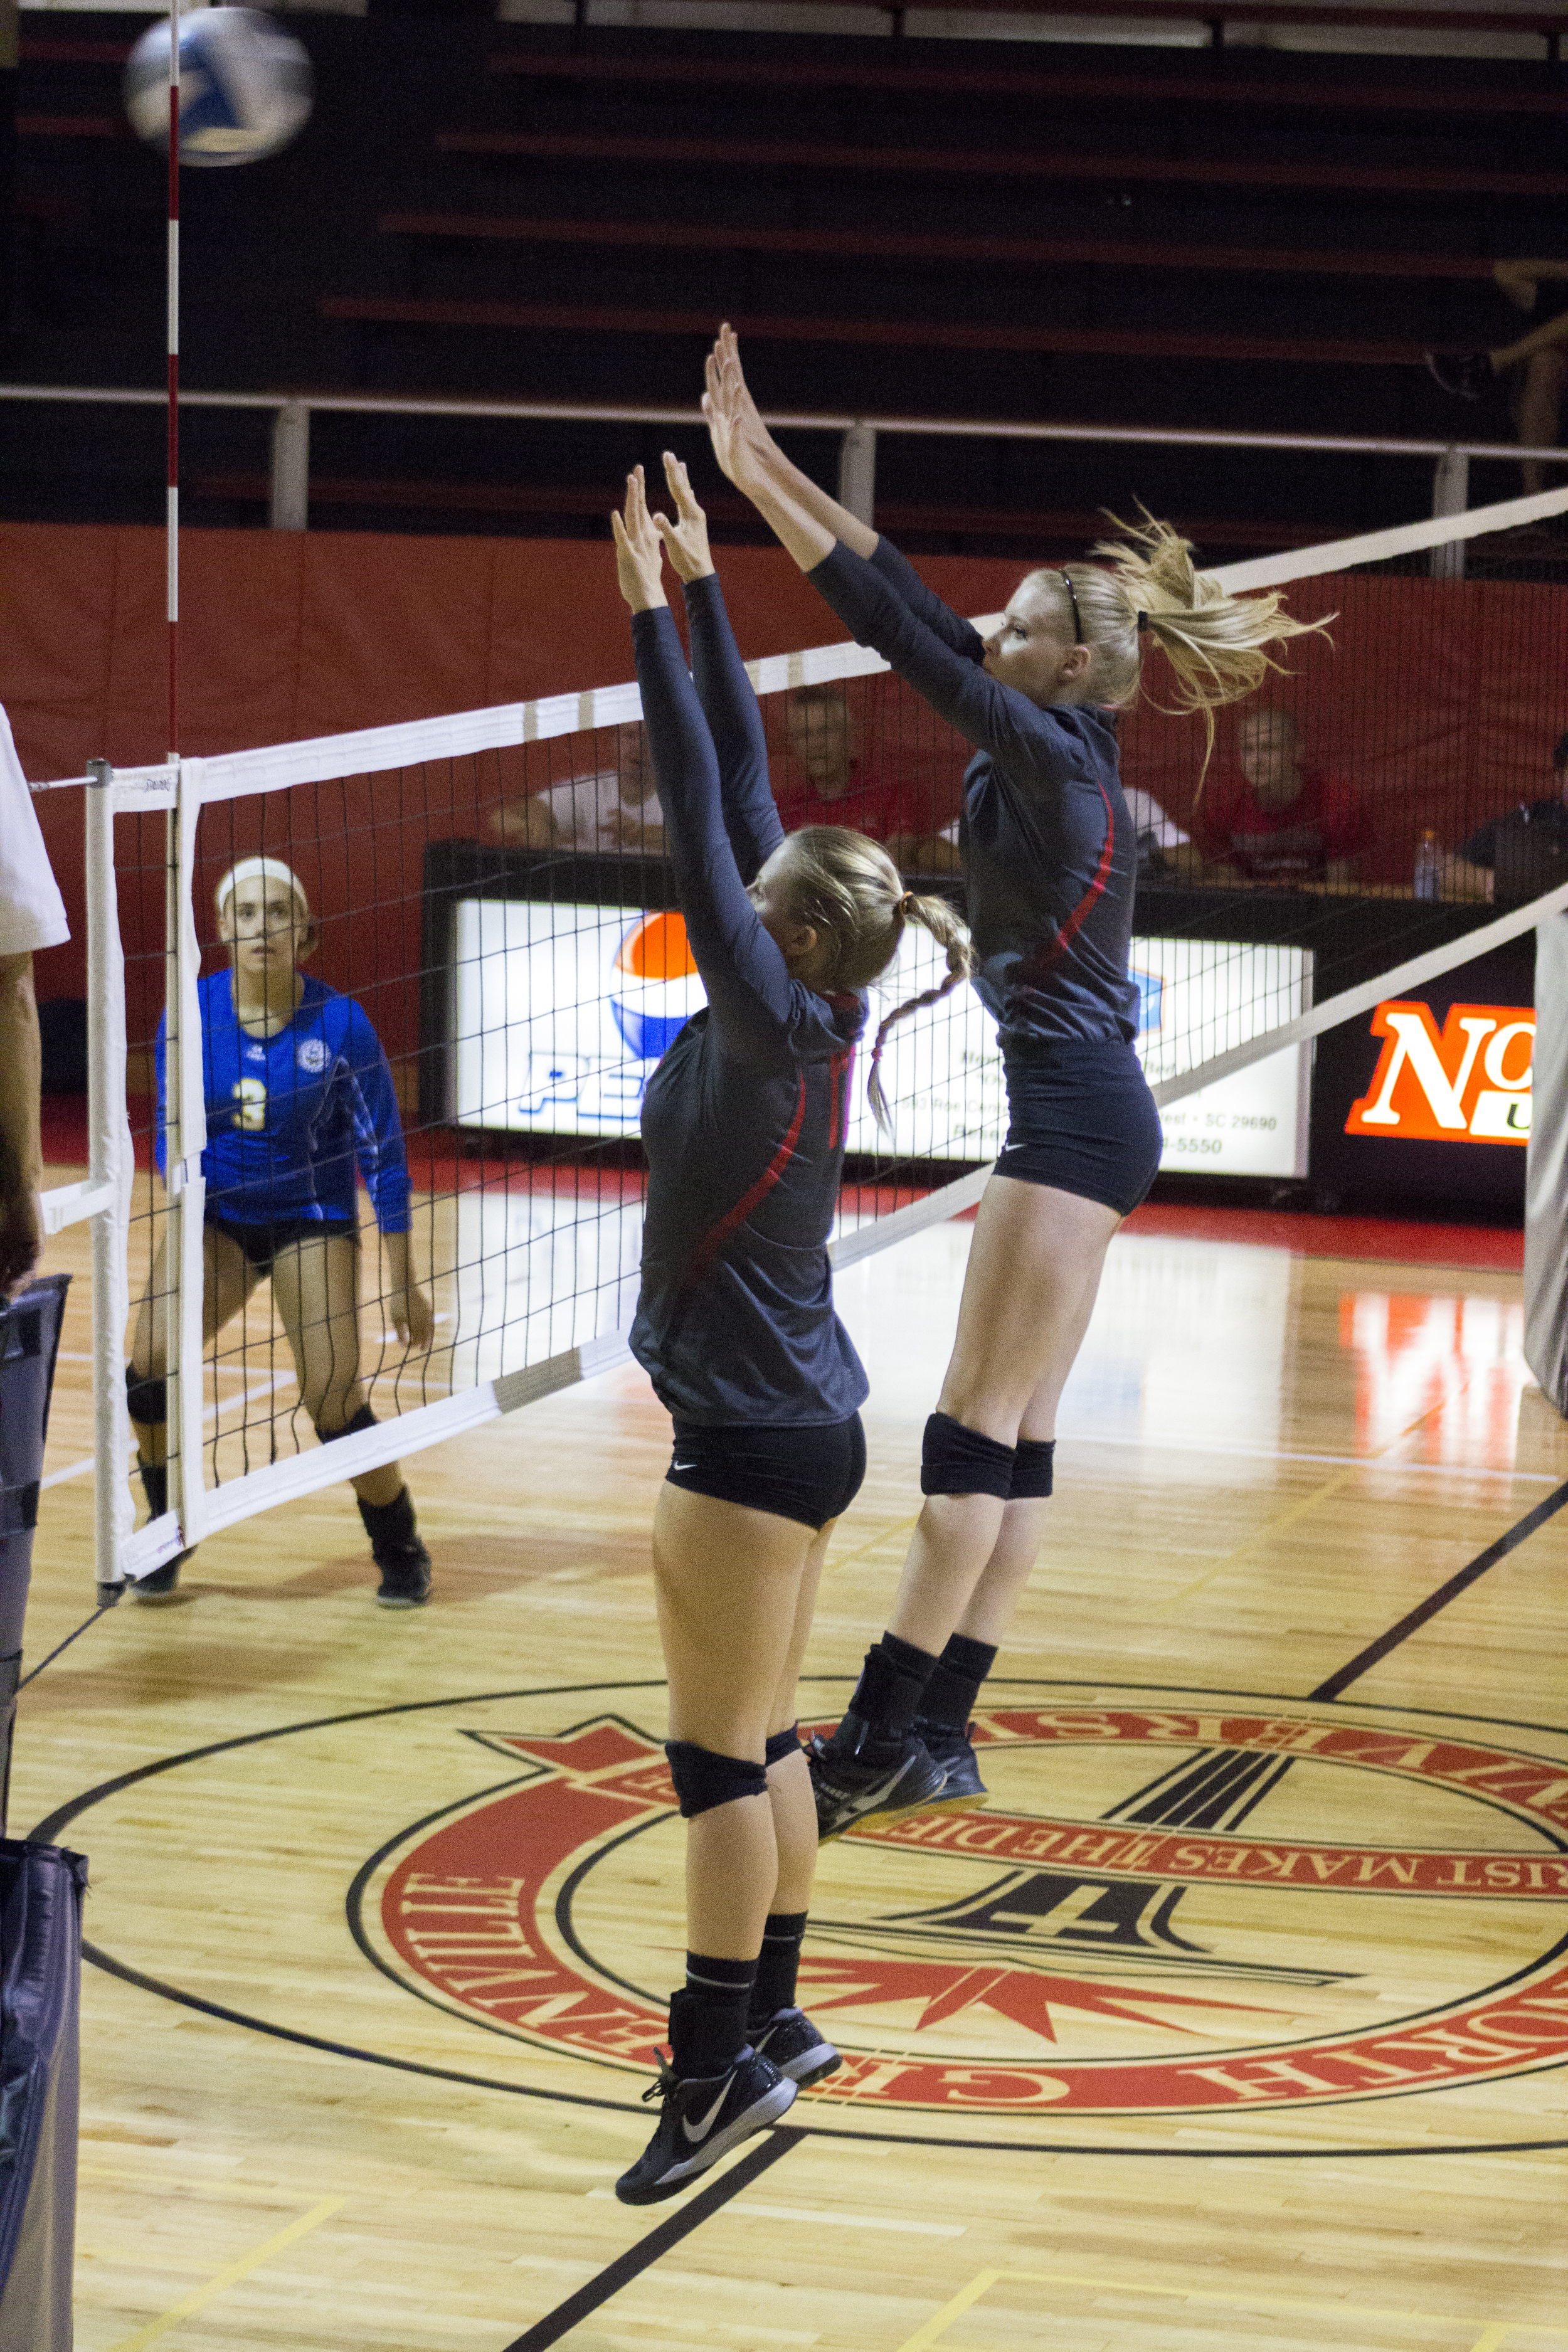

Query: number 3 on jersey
left=232, top=1077, right=268, bottom=1131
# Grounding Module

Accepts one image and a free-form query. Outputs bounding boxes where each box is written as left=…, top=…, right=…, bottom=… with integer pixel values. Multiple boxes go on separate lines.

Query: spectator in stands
left=0, top=705, right=70, bottom=1300
left=1192, top=707, right=1367, bottom=887
left=1426, top=259, right=1568, bottom=497
left=491, top=722, right=665, bottom=854
left=1445, top=728, right=1568, bottom=903
left=780, top=683, right=959, bottom=872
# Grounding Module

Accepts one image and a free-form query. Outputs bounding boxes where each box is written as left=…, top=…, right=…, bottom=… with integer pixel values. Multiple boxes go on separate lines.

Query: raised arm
left=650, top=452, right=783, bottom=884
left=614, top=472, right=795, bottom=1049
left=702, top=324, right=880, bottom=559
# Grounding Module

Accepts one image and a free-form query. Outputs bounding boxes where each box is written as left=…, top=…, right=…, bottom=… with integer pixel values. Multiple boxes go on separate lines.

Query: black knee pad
left=764, top=1724, right=802, bottom=1767
left=1010, top=1438, right=1056, bottom=1500
left=665, top=1741, right=768, bottom=1820
left=317, top=1402, right=378, bottom=1444
left=921, top=1412, right=1016, bottom=1500
left=125, top=1365, right=167, bottom=1425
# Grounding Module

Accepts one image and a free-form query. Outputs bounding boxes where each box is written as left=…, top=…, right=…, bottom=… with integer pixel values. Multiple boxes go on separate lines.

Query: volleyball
left=124, top=9, right=314, bottom=168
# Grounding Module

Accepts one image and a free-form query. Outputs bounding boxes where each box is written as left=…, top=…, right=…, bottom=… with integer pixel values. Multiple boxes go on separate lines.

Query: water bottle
left=1414, top=829, right=1441, bottom=901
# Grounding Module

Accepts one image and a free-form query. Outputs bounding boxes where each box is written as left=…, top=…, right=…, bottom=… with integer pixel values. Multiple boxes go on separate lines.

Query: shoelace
left=642, top=2062, right=680, bottom=2106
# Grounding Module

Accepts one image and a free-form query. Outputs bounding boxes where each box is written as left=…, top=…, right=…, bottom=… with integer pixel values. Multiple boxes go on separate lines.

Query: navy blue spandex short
left=666, top=1413, right=867, bottom=1531
left=206, top=1208, right=359, bottom=1275
left=995, top=1041, right=1163, bottom=1217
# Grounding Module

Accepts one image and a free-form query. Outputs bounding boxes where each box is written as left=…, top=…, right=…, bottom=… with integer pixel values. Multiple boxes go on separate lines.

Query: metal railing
left=1, top=379, right=1555, bottom=569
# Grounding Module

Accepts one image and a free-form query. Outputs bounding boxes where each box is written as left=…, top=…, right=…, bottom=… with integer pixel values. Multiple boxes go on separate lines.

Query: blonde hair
left=1020, top=508, right=1332, bottom=780
left=778, top=827, right=975, bottom=1133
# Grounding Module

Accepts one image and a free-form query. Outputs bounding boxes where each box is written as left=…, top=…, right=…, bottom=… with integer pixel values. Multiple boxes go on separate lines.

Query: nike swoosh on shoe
left=681, top=2075, right=735, bottom=2144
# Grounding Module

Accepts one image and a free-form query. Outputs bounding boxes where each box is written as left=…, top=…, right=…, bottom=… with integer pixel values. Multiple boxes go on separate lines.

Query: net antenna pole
left=166, top=0, right=179, bottom=769
left=159, top=0, right=208, bottom=1569
left=84, top=761, right=134, bottom=1601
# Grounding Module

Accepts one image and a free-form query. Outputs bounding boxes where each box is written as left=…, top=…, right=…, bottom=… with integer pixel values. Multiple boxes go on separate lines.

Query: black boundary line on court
left=24, top=1497, right=1568, bottom=2347
left=497, top=2128, right=807, bottom=2352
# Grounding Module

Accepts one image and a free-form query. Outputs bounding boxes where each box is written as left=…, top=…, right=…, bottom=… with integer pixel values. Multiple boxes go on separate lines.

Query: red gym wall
left=6, top=521, right=1567, bottom=1064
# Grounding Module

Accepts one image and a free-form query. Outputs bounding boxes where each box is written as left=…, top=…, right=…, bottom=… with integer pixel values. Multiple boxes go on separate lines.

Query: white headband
left=215, top=857, right=310, bottom=919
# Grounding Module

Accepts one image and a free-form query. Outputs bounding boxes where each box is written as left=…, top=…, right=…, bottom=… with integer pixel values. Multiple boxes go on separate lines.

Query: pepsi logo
left=608, top=912, right=707, bottom=1061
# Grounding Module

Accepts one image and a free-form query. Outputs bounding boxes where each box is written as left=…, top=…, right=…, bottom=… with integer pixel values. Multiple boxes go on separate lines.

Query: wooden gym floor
left=14, top=1171, right=1568, bottom=2352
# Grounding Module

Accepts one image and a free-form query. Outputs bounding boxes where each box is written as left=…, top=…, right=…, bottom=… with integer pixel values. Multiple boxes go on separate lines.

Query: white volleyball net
left=56, top=476, right=1568, bottom=1586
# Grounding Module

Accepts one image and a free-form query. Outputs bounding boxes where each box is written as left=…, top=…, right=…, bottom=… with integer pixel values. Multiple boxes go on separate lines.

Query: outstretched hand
left=702, top=324, right=777, bottom=491
left=612, top=467, right=668, bottom=613
left=650, top=451, right=714, bottom=584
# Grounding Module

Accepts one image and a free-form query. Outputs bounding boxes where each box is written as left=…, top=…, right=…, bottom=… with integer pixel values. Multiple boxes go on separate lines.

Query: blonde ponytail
left=867, top=892, right=975, bottom=1134
left=771, top=827, right=977, bottom=1135
left=1022, top=506, right=1333, bottom=781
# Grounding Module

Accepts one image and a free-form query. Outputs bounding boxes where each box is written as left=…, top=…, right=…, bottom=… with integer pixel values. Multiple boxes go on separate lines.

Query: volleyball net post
left=45, top=475, right=1568, bottom=1591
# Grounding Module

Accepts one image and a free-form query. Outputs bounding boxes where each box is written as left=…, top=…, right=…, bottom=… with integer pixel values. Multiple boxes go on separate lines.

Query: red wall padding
left=7, top=521, right=1567, bottom=1041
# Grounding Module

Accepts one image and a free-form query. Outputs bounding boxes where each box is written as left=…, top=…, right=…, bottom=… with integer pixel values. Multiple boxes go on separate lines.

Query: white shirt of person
left=1125, top=788, right=1191, bottom=856
left=538, top=768, right=664, bottom=854
left=939, top=788, right=1190, bottom=856
left=0, top=704, right=70, bottom=956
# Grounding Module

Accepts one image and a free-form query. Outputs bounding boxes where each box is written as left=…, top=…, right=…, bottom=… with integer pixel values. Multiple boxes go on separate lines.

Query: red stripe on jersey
left=1022, top=778, right=1117, bottom=987
left=689, top=1072, right=808, bottom=1283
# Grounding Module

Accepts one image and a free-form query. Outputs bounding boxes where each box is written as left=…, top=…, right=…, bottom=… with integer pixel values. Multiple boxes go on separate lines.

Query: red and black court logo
left=356, top=1691, right=1568, bottom=2124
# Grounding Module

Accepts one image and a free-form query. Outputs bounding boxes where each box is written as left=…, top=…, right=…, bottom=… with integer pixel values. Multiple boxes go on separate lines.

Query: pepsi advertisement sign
left=448, top=902, right=1310, bottom=1178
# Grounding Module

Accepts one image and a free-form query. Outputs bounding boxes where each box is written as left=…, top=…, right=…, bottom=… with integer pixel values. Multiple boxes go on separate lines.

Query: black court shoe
left=374, top=1537, right=432, bottom=1608
left=1425, top=350, right=1492, bottom=401
left=615, top=2049, right=797, bottom=2205
left=128, top=1554, right=188, bottom=1604
left=808, top=1717, right=948, bottom=1841
left=751, top=2008, right=841, bottom=2089
left=913, top=1720, right=990, bottom=1808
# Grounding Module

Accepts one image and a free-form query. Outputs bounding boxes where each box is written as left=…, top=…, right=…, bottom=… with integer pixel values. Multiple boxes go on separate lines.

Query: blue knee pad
left=764, top=1724, right=802, bottom=1767
left=317, top=1402, right=377, bottom=1444
left=665, top=1741, right=769, bottom=1820
left=921, top=1412, right=1016, bottom=1500
left=125, top=1365, right=167, bottom=1426
left=1010, top=1438, right=1056, bottom=1500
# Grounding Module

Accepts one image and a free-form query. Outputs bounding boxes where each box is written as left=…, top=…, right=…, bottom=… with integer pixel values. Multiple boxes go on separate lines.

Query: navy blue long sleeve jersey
left=628, top=574, right=868, bottom=1427
left=156, top=970, right=413, bottom=1232
left=808, top=538, right=1140, bottom=1054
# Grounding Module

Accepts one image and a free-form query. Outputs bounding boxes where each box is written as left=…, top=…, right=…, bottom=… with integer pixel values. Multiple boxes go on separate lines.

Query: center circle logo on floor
left=356, top=1689, right=1568, bottom=2121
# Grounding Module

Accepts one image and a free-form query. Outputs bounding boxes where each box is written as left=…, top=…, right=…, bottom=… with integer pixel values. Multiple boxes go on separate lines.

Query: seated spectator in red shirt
left=1194, top=707, right=1368, bottom=887
left=778, top=684, right=959, bottom=873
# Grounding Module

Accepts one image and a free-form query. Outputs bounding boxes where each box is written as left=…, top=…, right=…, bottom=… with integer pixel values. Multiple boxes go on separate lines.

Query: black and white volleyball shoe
left=751, top=2008, right=841, bottom=2088
left=913, top=1719, right=990, bottom=1807
left=615, top=2048, right=797, bottom=2206
left=808, top=1714, right=948, bottom=1841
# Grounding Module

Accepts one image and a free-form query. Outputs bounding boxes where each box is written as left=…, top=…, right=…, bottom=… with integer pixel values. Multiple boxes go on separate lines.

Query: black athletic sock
left=671, top=1953, right=756, bottom=2078
left=839, top=1630, right=939, bottom=1750
left=919, top=1634, right=999, bottom=1734
left=748, top=1912, right=808, bottom=2028
left=357, top=1486, right=417, bottom=1560
left=137, top=1459, right=167, bottom=1520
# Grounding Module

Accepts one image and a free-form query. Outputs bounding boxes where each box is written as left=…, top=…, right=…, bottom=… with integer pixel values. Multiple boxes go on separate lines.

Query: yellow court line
left=898, top=2267, right=1568, bottom=2350
left=827, top=1510, right=920, bottom=1574
left=896, top=2269, right=1004, bottom=2352
left=104, top=2196, right=344, bottom=2352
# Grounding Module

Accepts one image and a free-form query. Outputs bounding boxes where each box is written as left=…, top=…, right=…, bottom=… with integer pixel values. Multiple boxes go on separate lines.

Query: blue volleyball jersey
left=155, top=970, right=412, bottom=1232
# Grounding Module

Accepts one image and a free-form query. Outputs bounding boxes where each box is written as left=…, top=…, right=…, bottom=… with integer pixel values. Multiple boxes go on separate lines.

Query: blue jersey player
left=707, top=325, right=1325, bottom=1833
left=608, top=460, right=973, bottom=2205
left=126, top=857, right=435, bottom=1605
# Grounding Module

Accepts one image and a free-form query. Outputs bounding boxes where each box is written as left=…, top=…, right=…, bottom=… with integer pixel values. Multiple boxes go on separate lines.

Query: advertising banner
left=448, top=901, right=1311, bottom=1180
